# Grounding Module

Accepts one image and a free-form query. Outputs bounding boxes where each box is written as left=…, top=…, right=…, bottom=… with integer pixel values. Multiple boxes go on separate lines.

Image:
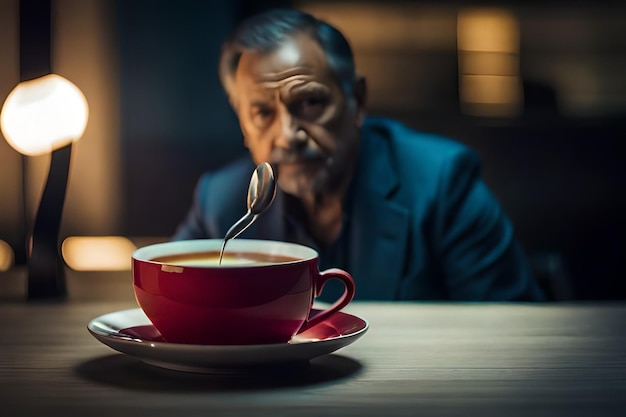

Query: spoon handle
left=219, top=212, right=257, bottom=264
left=223, top=211, right=257, bottom=242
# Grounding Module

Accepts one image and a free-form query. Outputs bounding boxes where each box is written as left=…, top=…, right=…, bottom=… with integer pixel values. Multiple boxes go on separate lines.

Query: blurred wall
left=0, top=0, right=23, bottom=261
left=1, top=0, right=624, bottom=298
left=55, top=0, right=122, bottom=237
left=116, top=0, right=245, bottom=237
left=0, top=0, right=121, bottom=264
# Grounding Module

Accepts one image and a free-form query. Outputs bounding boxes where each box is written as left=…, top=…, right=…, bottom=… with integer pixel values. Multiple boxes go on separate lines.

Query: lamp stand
left=27, top=143, right=72, bottom=299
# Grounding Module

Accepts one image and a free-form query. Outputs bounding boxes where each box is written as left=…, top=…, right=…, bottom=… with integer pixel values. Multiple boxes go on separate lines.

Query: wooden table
left=1, top=268, right=625, bottom=416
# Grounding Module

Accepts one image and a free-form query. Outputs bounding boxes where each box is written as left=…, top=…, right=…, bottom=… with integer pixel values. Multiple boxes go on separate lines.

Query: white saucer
left=87, top=308, right=368, bottom=373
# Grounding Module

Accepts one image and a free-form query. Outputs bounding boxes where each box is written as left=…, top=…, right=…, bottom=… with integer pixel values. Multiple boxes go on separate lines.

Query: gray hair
left=218, top=8, right=356, bottom=98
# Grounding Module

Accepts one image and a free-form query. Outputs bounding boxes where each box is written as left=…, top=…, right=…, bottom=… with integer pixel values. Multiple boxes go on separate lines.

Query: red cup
left=132, top=239, right=355, bottom=345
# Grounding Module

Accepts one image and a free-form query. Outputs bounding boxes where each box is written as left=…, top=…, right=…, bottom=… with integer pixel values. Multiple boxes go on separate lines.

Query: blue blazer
left=173, top=117, right=545, bottom=301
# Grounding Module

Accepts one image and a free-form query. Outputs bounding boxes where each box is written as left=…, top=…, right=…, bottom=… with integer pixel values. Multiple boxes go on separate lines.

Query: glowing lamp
left=1, top=73, right=89, bottom=299
left=1, top=74, right=88, bottom=156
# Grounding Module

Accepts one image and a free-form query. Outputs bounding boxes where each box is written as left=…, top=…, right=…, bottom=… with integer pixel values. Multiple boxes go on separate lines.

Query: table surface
left=1, top=268, right=625, bottom=417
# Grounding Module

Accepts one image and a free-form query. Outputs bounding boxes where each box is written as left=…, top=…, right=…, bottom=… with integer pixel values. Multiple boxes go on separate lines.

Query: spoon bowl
left=247, top=162, right=276, bottom=215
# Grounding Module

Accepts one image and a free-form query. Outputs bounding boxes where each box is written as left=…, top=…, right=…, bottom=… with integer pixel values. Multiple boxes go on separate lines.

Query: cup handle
left=299, top=268, right=355, bottom=332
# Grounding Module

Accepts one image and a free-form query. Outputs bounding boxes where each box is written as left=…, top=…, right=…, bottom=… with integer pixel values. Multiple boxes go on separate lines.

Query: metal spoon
left=219, top=162, right=277, bottom=265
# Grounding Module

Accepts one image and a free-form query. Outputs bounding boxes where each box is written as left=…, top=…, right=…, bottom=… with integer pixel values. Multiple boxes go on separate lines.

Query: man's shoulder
left=198, top=157, right=255, bottom=184
left=362, top=117, right=476, bottom=167
left=194, top=157, right=255, bottom=209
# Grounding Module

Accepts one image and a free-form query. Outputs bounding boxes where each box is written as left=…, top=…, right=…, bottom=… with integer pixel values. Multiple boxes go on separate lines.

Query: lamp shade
left=1, top=74, right=88, bottom=156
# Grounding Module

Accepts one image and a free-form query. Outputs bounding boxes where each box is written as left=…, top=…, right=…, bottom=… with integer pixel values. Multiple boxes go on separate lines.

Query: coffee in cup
left=132, top=239, right=355, bottom=345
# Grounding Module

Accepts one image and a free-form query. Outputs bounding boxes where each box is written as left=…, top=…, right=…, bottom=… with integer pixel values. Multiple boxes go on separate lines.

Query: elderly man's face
left=231, top=32, right=365, bottom=198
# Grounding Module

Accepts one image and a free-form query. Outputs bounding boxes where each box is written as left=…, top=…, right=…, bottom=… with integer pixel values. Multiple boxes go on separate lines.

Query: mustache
left=268, top=147, right=327, bottom=165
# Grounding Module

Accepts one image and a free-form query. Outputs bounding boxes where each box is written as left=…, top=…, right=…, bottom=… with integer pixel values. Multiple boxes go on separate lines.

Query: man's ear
left=239, top=122, right=250, bottom=149
left=353, top=75, right=367, bottom=127
left=227, top=91, right=238, bottom=110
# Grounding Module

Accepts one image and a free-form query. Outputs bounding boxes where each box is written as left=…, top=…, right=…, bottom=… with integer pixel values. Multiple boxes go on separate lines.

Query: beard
left=268, top=127, right=359, bottom=198
left=272, top=151, right=352, bottom=198
left=275, top=159, right=329, bottom=197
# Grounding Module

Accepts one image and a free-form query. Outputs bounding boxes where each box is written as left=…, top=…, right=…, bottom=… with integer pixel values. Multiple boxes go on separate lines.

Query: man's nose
left=275, top=108, right=306, bottom=149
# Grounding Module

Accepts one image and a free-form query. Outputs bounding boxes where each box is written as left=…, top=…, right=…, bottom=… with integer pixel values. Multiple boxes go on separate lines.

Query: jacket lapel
left=348, top=126, right=410, bottom=299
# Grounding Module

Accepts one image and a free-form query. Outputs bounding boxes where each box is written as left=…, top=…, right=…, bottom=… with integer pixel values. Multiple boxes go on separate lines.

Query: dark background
left=114, top=0, right=625, bottom=300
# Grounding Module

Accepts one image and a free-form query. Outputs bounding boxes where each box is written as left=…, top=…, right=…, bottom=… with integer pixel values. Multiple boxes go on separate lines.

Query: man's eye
left=252, top=108, right=274, bottom=126
left=294, top=97, right=327, bottom=119
left=255, top=108, right=273, bottom=118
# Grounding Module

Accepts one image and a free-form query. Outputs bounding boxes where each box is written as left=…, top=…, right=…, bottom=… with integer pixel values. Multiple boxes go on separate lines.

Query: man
left=173, top=8, right=545, bottom=301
